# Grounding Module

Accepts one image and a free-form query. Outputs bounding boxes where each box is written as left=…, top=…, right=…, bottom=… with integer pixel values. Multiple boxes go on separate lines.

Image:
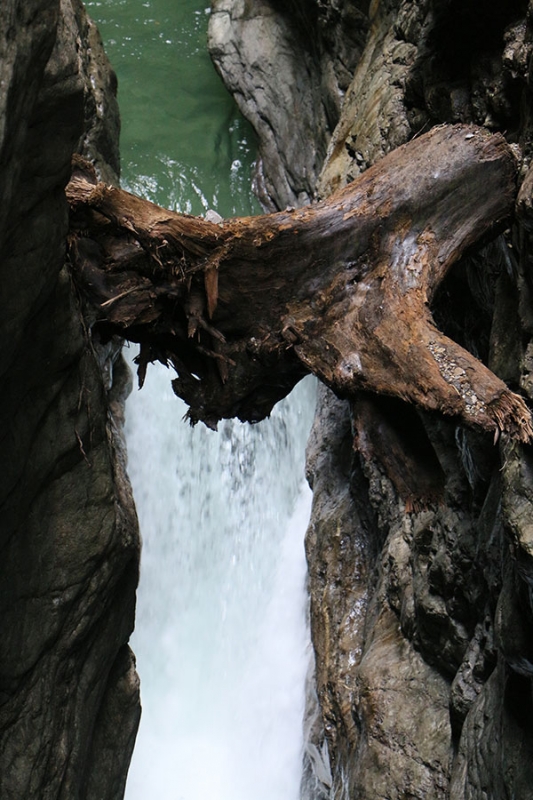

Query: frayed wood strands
left=488, top=392, right=533, bottom=443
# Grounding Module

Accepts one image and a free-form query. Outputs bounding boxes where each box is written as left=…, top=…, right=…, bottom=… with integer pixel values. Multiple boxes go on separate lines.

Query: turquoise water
left=85, top=0, right=260, bottom=216
left=83, top=3, right=314, bottom=800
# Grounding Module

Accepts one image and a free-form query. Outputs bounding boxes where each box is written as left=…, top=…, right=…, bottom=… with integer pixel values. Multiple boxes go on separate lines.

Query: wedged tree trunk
left=67, top=123, right=532, bottom=443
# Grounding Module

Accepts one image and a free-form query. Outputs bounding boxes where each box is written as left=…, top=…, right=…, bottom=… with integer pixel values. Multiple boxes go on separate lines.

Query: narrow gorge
left=2, top=1, right=533, bottom=799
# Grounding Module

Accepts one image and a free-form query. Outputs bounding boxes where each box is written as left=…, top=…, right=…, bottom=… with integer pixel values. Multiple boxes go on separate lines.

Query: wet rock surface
left=0, top=1, right=140, bottom=797
left=209, top=1, right=533, bottom=798
left=208, top=0, right=368, bottom=209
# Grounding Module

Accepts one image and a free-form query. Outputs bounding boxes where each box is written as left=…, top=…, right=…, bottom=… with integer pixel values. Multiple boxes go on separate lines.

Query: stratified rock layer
left=209, top=1, right=533, bottom=798
left=0, top=2, right=140, bottom=797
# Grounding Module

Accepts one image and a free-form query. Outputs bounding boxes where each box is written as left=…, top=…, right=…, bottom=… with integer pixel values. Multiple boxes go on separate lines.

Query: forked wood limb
left=66, top=124, right=532, bottom=441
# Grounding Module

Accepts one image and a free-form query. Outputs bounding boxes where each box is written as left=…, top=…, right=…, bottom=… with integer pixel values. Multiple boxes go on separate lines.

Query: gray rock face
left=0, top=1, right=140, bottom=797
left=208, top=0, right=368, bottom=209
left=209, top=1, right=533, bottom=798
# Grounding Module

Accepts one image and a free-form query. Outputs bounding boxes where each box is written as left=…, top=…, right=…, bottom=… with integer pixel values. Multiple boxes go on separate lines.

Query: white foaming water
left=124, top=354, right=315, bottom=800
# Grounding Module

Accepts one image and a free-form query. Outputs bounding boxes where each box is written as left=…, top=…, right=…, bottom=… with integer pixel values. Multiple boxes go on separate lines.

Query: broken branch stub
left=66, top=124, right=532, bottom=441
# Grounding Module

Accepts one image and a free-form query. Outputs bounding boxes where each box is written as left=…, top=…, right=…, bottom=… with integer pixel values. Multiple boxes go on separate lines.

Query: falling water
left=124, top=367, right=314, bottom=799
left=85, top=2, right=316, bottom=798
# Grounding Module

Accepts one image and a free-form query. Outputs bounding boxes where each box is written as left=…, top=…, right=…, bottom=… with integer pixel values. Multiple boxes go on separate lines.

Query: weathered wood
left=66, top=124, right=532, bottom=440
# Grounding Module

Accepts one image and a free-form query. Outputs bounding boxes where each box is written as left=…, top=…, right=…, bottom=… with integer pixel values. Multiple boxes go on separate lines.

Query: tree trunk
left=67, top=123, right=531, bottom=441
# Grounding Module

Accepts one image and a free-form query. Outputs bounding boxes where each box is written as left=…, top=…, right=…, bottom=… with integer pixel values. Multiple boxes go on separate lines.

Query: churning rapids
left=84, top=1, right=317, bottom=798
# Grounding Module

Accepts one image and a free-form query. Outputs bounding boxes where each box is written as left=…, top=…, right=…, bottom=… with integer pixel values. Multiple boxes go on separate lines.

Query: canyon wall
left=3, top=2, right=533, bottom=798
left=209, top=1, right=533, bottom=798
left=0, top=2, right=140, bottom=797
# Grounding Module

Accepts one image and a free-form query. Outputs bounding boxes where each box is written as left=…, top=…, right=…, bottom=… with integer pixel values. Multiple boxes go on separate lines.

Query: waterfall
left=124, top=364, right=315, bottom=799
left=82, top=1, right=317, bottom=796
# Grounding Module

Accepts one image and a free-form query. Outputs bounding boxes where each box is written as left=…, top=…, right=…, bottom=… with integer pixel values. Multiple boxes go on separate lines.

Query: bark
left=67, top=123, right=532, bottom=442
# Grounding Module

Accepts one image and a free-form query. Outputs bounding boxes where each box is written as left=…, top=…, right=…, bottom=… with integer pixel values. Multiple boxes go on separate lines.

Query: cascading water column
left=84, top=2, right=317, bottom=797
left=124, top=366, right=315, bottom=800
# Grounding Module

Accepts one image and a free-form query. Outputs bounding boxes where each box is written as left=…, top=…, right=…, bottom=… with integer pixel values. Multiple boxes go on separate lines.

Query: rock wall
left=209, top=1, right=533, bottom=798
left=0, top=2, right=140, bottom=797
left=208, top=0, right=368, bottom=209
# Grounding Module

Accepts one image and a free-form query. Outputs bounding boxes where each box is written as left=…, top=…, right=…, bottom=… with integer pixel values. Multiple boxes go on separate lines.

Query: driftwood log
left=66, top=124, right=532, bottom=441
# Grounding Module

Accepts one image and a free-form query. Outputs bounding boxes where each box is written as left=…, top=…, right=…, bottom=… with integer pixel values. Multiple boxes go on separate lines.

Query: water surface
left=86, top=0, right=260, bottom=216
